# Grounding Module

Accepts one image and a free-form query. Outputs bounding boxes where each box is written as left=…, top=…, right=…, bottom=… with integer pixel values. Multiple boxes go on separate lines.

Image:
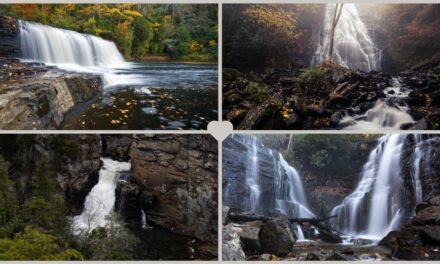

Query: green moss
left=297, top=67, right=329, bottom=97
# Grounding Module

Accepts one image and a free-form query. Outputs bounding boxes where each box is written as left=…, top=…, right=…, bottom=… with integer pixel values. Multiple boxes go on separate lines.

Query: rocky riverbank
left=223, top=60, right=440, bottom=130
left=0, top=58, right=102, bottom=129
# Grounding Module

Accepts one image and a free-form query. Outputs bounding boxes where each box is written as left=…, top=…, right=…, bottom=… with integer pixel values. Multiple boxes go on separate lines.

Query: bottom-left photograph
left=0, top=134, right=218, bottom=260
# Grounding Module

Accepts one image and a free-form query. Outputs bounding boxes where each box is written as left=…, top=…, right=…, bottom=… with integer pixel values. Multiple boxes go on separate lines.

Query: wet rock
left=102, top=135, right=133, bottom=161
left=352, top=238, right=374, bottom=246
left=237, top=98, right=285, bottom=130
left=326, top=252, right=355, bottom=260
left=305, top=253, right=321, bottom=260
left=259, top=215, right=296, bottom=256
left=223, top=206, right=230, bottom=225
left=223, top=225, right=246, bottom=261
left=115, top=174, right=143, bottom=225
left=408, top=91, right=427, bottom=106
left=0, top=64, right=102, bottom=129
left=318, top=228, right=343, bottom=243
left=413, top=206, right=440, bottom=225
left=236, top=220, right=263, bottom=253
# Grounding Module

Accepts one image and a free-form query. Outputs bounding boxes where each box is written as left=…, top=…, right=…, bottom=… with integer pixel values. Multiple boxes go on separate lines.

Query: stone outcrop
left=379, top=195, right=440, bottom=260
left=0, top=16, right=20, bottom=57
left=8, top=135, right=102, bottom=215
left=0, top=60, right=102, bottom=129
left=102, top=135, right=133, bottom=161
left=128, top=134, right=218, bottom=243
left=223, top=224, right=246, bottom=261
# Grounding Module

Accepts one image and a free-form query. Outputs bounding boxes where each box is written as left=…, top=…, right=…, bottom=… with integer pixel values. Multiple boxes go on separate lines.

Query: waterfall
left=340, top=77, right=415, bottom=130
left=73, top=157, right=131, bottom=234
left=330, top=135, right=407, bottom=240
left=18, top=20, right=133, bottom=88
left=312, top=4, right=381, bottom=72
left=244, top=136, right=261, bottom=212
left=275, top=153, right=315, bottom=219
left=230, top=135, right=315, bottom=239
left=19, top=20, right=125, bottom=67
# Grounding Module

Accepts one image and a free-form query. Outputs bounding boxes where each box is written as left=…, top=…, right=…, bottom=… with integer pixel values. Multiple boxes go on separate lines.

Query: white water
left=275, top=153, right=315, bottom=219
left=237, top=135, right=315, bottom=239
left=340, top=78, right=415, bottom=130
left=72, top=157, right=131, bottom=234
left=18, top=20, right=217, bottom=89
left=312, top=4, right=381, bottom=72
left=330, top=134, right=406, bottom=241
left=244, top=136, right=261, bottom=212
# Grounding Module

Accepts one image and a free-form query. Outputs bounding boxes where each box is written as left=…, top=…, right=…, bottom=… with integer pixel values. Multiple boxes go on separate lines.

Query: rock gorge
left=0, top=134, right=218, bottom=260
left=222, top=134, right=440, bottom=260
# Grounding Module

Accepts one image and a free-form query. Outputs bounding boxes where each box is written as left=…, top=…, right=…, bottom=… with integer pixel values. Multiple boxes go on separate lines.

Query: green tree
left=0, top=156, right=17, bottom=238
left=0, top=227, right=83, bottom=260
left=21, top=157, right=67, bottom=234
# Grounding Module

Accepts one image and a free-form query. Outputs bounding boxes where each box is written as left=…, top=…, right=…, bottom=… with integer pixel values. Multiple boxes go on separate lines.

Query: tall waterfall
left=73, top=157, right=131, bottom=234
left=312, top=4, right=381, bottom=72
left=330, top=135, right=406, bottom=240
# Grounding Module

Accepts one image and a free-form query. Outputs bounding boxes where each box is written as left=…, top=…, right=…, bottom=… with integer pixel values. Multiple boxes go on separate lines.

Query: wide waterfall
left=19, top=20, right=125, bottom=67
left=312, top=4, right=381, bottom=72
left=72, top=157, right=131, bottom=234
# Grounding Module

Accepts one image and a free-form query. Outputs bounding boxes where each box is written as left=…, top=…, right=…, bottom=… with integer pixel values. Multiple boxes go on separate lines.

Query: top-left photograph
left=0, top=4, right=218, bottom=130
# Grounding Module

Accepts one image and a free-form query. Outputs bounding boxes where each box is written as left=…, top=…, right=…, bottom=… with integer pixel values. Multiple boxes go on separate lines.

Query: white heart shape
left=207, top=121, right=233, bottom=142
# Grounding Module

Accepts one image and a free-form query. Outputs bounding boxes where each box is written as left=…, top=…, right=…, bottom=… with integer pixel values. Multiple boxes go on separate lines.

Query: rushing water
left=339, top=78, right=415, bottom=130
left=312, top=4, right=381, bottom=72
left=72, top=157, right=131, bottom=234
left=18, top=20, right=217, bottom=129
left=229, top=135, right=315, bottom=239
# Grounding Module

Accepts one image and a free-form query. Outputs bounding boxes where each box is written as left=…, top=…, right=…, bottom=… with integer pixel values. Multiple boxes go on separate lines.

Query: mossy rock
left=259, top=216, right=296, bottom=256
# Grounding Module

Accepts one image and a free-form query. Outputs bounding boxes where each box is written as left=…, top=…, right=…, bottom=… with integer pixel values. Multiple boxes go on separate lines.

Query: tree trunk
left=328, top=4, right=344, bottom=62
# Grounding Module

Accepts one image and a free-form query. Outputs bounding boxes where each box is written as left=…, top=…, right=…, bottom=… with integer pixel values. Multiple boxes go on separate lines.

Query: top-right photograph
left=223, top=4, right=440, bottom=130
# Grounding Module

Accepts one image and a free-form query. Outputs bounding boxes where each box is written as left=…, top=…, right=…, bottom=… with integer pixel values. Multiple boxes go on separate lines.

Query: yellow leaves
left=208, top=40, right=217, bottom=48
left=190, top=40, right=204, bottom=52
left=123, top=10, right=143, bottom=18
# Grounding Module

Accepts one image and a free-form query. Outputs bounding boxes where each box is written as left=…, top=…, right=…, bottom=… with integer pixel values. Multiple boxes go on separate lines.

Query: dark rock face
left=12, top=135, right=102, bottom=215
left=114, top=172, right=144, bottom=225
left=259, top=215, right=296, bottom=256
left=129, top=134, right=218, bottom=242
left=379, top=195, right=440, bottom=260
left=236, top=220, right=263, bottom=254
left=0, top=16, right=20, bottom=57
left=101, top=135, right=133, bottom=161
left=0, top=61, right=102, bottom=129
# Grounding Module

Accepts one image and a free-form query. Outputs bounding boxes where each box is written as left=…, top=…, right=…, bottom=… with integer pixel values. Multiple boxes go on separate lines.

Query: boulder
left=236, top=220, right=263, bottom=253
left=318, top=228, right=343, bottom=243
left=259, top=215, right=296, bottom=256
left=223, top=225, right=246, bottom=261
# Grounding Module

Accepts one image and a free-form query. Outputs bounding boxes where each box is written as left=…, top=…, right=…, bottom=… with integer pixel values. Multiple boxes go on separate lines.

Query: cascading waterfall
left=312, top=4, right=381, bottom=72
left=237, top=135, right=315, bottom=240
left=340, top=77, right=415, bottom=130
left=245, top=136, right=261, bottom=212
left=330, top=135, right=407, bottom=240
left=72, top=157, right=131, bottom=234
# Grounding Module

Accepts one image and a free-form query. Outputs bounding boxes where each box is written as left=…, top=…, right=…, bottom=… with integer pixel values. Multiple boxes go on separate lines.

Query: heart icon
left=207, top=121, right=233, bottom=142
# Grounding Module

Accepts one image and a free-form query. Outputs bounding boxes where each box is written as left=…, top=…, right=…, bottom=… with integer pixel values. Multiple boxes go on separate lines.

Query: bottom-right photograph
left=222, top=133, right=440, bottom=261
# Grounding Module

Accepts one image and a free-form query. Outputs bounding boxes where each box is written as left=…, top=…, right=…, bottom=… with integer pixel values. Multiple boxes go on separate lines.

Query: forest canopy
left=223, top=4, right=440, bottom=72
left=0, top=4, right=218, bottom=61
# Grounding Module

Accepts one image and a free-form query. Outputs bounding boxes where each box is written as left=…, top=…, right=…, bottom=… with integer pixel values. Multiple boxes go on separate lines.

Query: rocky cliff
left=0, top=16, right=20, bottom=57
left=0, top=135, right=102, bottom=214
left=128, top=134, right=218, bottom=242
